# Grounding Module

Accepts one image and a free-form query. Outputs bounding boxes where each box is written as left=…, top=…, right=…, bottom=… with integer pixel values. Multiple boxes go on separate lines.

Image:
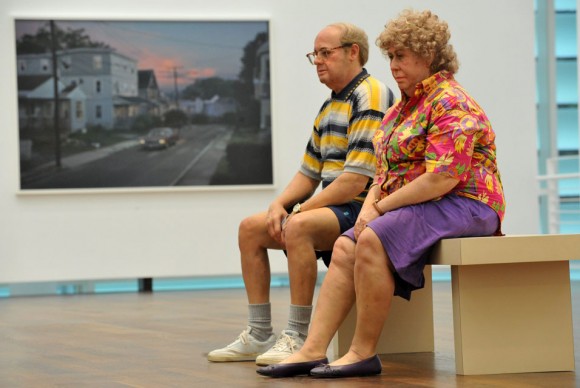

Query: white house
left=17, top=74, right=87, bottom=134
left=18, top=48, right=139, bottom=129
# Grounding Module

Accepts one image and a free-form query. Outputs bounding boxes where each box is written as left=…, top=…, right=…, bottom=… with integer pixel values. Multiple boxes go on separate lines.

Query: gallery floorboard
left=1, top=280, right=579, bottom=387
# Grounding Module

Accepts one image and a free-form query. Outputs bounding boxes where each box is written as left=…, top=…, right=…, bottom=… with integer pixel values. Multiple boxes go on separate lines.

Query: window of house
left=76, top=101, right=83, bottom=119
left=93, top=55, right=102, bottom=70
left=61, top=56, right=71, bottom=71
left=40, top=58, right=50, bottom=72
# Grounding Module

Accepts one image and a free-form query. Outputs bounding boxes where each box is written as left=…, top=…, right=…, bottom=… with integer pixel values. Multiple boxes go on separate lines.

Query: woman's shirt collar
left=401, top=70, right=454, bottom=101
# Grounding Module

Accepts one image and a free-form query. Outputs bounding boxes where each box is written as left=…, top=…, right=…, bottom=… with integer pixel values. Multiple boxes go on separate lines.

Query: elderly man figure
left=208, top=22, right=392, bottom=365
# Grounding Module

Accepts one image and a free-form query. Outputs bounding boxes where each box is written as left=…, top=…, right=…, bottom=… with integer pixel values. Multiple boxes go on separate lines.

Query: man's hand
left=266, top=202, right=288, bottom=245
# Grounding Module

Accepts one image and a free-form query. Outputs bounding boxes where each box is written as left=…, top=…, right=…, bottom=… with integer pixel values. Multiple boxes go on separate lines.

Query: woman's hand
left=353, top=203, right=381, bottom=240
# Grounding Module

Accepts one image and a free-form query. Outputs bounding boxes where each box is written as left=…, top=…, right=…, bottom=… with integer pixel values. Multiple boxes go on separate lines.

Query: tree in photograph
left=235, top=31, right=268, bottom=127
left=16, top=22, right=110, bottom=55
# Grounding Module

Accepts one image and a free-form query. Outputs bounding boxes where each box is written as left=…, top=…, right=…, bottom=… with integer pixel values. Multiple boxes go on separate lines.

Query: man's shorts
left=283, top=201, right=362, bottom=267
left=314, top=201, right=363, bottom=267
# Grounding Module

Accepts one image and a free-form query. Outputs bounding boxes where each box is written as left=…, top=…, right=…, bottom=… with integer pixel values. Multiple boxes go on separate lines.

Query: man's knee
left=283, top=215, right=309, bottom=242
left=239, top=213, right=267, bottom=241
left=284, top=210, right=338, bottom=246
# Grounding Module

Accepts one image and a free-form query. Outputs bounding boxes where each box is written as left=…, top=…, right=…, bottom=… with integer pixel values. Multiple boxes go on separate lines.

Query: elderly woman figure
left=258, top=8, right=506, bottom=379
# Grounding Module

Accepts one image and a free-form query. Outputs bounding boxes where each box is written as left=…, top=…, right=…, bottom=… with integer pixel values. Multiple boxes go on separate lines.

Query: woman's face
left=387, top=47, right=432, bottom=97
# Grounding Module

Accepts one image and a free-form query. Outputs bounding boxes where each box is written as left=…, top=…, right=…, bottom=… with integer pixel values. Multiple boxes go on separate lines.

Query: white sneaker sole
left=207, top=353, right=259, bottom=362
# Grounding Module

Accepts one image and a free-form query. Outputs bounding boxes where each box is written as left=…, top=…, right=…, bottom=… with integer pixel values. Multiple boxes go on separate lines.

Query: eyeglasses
left=306, top=43, right=353, bottom=65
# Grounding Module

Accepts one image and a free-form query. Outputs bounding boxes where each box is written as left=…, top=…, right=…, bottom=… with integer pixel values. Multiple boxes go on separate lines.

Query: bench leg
left=450, top=261, right=575, bottom=375
left=332, top=266, right=434, bottom=358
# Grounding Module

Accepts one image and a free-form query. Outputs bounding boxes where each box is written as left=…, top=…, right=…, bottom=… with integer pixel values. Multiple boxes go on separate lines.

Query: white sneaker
left=207, top=326, right=276, bottom=362
left=255, top=329, right=305, bottom=366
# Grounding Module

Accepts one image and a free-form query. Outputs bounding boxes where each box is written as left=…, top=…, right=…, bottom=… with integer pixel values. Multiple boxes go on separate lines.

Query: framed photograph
left=15, top=19, right=272, bottom=192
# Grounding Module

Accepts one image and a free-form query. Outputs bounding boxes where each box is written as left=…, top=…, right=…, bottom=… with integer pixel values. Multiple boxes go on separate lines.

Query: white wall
left=0, top=0, right=539, bottom=283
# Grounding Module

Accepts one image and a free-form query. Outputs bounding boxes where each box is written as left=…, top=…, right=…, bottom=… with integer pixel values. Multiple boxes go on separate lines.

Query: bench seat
left=332, top=234, right=580, bottom=375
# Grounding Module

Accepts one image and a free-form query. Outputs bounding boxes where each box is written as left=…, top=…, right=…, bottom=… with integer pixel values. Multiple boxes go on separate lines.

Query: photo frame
left=15, top=18, right=273, bottom=192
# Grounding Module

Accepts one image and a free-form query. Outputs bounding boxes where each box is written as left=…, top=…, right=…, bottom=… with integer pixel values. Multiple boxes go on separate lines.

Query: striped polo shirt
left=300, top=69, right=391, bottom=203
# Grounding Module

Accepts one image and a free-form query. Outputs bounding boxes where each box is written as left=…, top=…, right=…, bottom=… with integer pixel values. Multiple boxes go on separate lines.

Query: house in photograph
left=254, top=41, right=270, bottom=130
left=59, top=48, right=138, bottom=129
left=138, top=70, right=160, bottom=102
left=138, top=69, right=165, bottom=116
left=17, top=74, right=87, bottom=134
left=17, top=47, right=150, bottom=130
left=180, top=98, right=205, bottom=116
left=180, top=95, right=236, bottom=119
left=204, top=95, right=237, bottom=117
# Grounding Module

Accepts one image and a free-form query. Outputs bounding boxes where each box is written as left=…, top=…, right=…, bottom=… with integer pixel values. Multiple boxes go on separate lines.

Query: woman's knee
left=354, top=229, right=385, bottom=267
left=330, top=237, right=356, bottom=270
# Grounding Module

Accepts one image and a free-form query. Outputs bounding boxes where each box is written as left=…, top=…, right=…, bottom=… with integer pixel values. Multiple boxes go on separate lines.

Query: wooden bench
left=332, top=234, right=580, bottom=375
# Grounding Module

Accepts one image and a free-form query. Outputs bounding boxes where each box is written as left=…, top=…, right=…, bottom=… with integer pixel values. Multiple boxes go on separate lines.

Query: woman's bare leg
left=280, top=236, right=357, bottom=363
left=331, top=227, right=395, bottom=365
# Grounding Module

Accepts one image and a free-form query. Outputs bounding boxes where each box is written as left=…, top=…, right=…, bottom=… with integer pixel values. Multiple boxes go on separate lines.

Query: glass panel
left=555, top=0, right=577, bottom=11
left=558, top=156, right=580, bottom=196
left=559, top=201, right=580, bottom=233
left=558, top=156, right=580, bottom=174
left=555, top=12, right=577, bottom=57
left=557, top=106, right=579, bottom=150
left=556, top=59, right=579, bottom=104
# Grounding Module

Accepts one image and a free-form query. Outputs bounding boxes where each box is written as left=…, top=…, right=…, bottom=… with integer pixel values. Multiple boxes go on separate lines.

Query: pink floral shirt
left=374, top=71, right=505, bottom=221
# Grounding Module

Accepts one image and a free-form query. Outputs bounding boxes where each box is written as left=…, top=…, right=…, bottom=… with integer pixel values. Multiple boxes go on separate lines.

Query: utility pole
left=49, top=20, right=62, bottom=168
left=172, top=66, right=183, bottom=109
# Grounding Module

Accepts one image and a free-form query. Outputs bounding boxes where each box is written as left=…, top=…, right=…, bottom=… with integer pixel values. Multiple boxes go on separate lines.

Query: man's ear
left=349, top=43, right=360, bottom=63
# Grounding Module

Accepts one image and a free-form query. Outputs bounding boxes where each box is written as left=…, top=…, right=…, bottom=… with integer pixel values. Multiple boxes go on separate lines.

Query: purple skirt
left=343, top=195, right=499, bottom=300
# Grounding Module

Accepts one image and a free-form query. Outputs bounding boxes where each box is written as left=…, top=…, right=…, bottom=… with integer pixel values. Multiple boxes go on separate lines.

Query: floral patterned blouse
left=374, top=70, right=505, bottom=221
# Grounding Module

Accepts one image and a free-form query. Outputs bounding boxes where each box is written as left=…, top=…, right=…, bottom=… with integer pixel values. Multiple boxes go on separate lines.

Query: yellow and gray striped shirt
left=300, top=69, right=392, bottom=203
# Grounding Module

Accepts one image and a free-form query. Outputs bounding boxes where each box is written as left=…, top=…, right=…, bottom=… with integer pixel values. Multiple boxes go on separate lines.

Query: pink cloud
left=185, top=68, right=216, bottom=80
left=136, top=49, right=216, bottom=87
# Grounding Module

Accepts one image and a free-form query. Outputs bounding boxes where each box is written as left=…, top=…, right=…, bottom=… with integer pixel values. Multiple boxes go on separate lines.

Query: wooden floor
left=1, top=280, right=580, bottom=387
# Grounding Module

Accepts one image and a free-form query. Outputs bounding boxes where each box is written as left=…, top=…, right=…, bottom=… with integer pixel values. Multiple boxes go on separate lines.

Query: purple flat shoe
left=309, top=354, right=382, bottom=378
left=256, top=358, right=328, bottom=378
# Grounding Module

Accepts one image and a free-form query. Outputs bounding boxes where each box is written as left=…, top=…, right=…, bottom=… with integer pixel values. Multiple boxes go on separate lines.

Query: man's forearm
left=271, top=172, right=319, bottom=210
left=301, top=172, right=369, bottom=211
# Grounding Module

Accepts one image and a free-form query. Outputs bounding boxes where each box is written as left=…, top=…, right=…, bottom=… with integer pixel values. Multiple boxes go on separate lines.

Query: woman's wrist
left=372, top=199, right=385, bottom=216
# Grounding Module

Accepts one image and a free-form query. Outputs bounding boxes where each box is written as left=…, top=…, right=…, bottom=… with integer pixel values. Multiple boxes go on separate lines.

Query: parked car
left=139, top=127, right=179, bottom=150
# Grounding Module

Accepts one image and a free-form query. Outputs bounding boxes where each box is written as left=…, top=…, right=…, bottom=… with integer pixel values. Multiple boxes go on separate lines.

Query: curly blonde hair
left=328, top=22, right=369, bottom=66
left=375, top=9, right=459, bottom=74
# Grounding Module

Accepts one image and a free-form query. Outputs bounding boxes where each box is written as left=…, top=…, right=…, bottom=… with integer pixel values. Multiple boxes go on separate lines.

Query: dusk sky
left=15, top=19, right=269, bottom=91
